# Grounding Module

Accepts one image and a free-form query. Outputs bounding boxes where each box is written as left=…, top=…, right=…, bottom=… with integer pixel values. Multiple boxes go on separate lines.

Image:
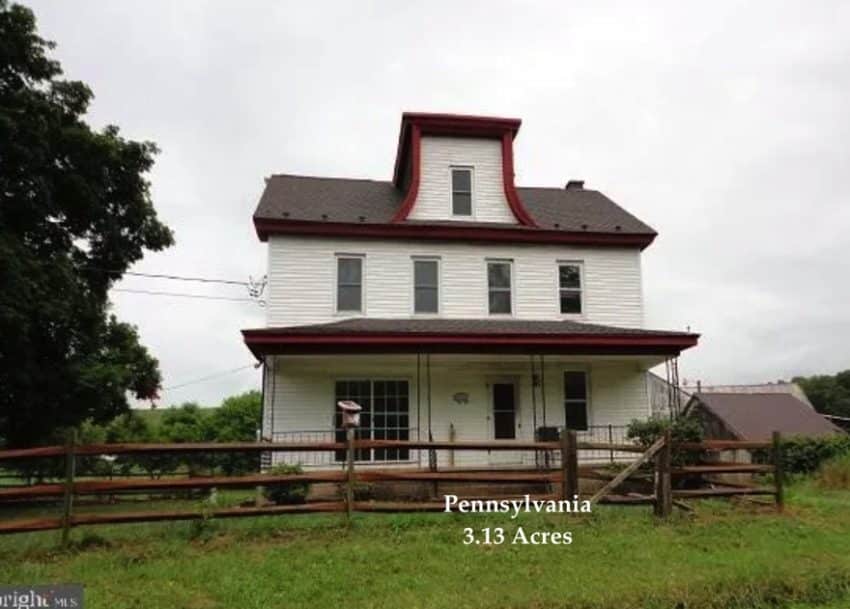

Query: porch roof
left=242, top=318, right=699, bottom=357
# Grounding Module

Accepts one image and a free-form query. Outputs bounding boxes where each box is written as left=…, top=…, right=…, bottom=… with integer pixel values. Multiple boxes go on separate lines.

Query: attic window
left=451, top=167, right=473, bottom=216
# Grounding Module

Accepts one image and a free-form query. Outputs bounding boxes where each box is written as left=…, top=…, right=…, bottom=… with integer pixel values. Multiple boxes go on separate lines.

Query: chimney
left=565, top=180, right=585, bottom=190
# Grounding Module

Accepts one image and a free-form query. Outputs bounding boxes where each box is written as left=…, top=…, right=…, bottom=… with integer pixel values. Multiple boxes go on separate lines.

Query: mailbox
left=337, top=400, right=362, bottom=428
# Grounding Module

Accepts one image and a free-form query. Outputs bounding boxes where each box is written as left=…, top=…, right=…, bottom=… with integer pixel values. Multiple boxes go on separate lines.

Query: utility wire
left=83, top=266, right=251, bottom=286
left=123, top=271, right=249, bottom=286
left=113, top=287, right=259, bottom=303
left=162, top=364, right=258, bottom=391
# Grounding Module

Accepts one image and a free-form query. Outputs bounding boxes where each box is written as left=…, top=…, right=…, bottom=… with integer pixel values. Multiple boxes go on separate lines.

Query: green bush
left=816, top=452, right=850, bottom=490
left=627, top=416, right=704, bottom=465
left=776, top=435, right=850, bottom=474
left=262, top=464, right=310, bottom=505
left=626, top=416, right=703, bottom=447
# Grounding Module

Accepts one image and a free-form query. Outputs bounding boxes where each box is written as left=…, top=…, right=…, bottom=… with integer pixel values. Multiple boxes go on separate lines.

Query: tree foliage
left=206, top=390, right=262, bottom=475
left=0, top=1, right=174, bottom=446
left=793, top=371, right=850, bottom=418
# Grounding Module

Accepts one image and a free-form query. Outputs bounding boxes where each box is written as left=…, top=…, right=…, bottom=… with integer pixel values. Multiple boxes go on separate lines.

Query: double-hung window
left=413, top=258, right=439, bottom=314
left=487, top=260, right=512, bottom=315
left=558, top=263, right=583, bottom=314
left=563, top=371, right=589, bottom=431
left=336, top=255, right=363, bottom=313
left=451, top=167, right=473, bottom=216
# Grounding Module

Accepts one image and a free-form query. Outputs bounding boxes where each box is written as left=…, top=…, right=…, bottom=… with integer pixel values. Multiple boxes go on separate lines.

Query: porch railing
left=268, top=425, right=631, bottom=468
left=269, top=429, right=423, bottom=468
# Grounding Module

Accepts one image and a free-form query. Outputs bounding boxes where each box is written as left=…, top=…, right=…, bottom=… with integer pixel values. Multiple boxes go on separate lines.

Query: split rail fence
left=0, top=431, right=784, bottom=539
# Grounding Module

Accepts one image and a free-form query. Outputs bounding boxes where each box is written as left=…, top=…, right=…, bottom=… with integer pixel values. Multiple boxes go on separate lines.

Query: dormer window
left=451, top=167, right=473, bottom=216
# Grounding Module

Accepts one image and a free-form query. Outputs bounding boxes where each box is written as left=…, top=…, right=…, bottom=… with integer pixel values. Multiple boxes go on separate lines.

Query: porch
left=243, top=318, right=698, bottom=471
left=256, top=353, right=671, bottom=470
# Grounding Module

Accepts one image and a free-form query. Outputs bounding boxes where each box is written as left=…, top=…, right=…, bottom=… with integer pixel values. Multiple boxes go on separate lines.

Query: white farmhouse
left=243, top=112, right=698, bottom=468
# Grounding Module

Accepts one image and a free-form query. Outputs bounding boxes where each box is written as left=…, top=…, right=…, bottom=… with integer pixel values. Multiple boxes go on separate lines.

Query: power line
left=123, top=271, right=250, bottom=286
left=83, top=267, right=251, bottom=286
left=112, top=288, right=260, bottom=303
left=162, top=364, right=258, bottom=391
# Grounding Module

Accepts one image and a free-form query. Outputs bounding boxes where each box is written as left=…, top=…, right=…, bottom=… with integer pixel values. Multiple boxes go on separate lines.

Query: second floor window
left=413, top=258, right=439, bottom=314
left=336, top=256, right=363, bottom=312
left=487, top=260, right=512, bottom=315
left=559, top=263, right=583, bottom=314
left=451, top=167, right=473, bottom=216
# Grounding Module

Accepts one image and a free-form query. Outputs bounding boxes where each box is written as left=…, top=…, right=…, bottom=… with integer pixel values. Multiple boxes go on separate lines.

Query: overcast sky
left=26, top=1, right=850, bottom=407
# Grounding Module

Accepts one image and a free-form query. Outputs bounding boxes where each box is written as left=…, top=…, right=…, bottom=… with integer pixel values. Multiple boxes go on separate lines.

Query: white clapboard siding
left=265, top=355, right=650, bottom=469
left=409, top=136, right=516, bottom=223
left=266, top=236, right=644, bottom=328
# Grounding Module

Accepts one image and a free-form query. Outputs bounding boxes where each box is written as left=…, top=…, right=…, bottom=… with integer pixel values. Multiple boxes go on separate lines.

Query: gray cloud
left=26, top=0, right=850, bottom=405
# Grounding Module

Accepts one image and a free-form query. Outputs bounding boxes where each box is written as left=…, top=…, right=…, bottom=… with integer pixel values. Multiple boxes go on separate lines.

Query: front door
left=492, top=383, right=517, bottom=440
left=490, top=381, right=522, bottom=465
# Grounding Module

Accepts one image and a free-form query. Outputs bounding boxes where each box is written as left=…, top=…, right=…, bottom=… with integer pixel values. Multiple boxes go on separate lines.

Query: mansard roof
left=254, top=174, right=656, bottom=247
left=253, top=113, right=657, bottom=248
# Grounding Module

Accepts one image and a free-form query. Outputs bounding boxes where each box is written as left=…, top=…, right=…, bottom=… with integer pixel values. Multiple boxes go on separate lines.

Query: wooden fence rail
left=0, top=432, right=784, bottom=537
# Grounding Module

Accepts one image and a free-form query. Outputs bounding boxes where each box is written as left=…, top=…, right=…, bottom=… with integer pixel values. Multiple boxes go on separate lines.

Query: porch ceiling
left=242, top=318, right=699, bottom=358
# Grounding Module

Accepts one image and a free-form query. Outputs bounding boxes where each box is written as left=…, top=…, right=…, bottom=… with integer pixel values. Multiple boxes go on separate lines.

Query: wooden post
left=60, top=429, right=77, bottom=545
left=772, top=431, right=784, bottom=513
left=345, top=427, right=355, bottom=522
left=654, top=429, right=672, bottom=518
left=561, top=429, right=578, bottom=500
left=608, top=424, right=614, bottom=464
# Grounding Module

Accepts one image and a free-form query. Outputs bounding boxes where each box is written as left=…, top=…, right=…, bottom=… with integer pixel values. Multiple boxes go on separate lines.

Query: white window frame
left=334, top=253, right=366, bottom=315
left=556, top=260, right=585, bottom=318
left=562, top=368, right=592, bottom=431
left=449, top=166, right=474, bottom=218
left=411, top=256, right=441, bottom=316
left=486, top=258, right=514, bottom=317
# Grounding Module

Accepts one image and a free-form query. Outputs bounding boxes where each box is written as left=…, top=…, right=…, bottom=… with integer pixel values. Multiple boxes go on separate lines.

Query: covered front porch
left=243, top=319, right=698, bottom=470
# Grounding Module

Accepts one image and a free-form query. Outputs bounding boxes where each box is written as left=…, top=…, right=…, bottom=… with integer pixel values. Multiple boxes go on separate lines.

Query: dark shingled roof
left=254, top=174, right=656, bottom=236
left=688, top=393, right=844, bottom=442
left=245, top=317, right=691, bottom=337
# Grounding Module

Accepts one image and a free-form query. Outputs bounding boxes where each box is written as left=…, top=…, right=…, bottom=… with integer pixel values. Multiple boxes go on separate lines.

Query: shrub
left=627, top=416, right=703, bottom=447
left=262, top=464, right=310, bottom=505
left=627, top=416, right=704, bottom=466
left=778, top=435, right=850, bottom=475
left=816, top=453, right=850, bottom=490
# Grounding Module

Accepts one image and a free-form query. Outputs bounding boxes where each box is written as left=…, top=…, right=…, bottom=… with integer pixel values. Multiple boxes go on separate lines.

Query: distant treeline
left=11, top=391, right=262, bottom=482
left=793, top=371, right=850, bottom=418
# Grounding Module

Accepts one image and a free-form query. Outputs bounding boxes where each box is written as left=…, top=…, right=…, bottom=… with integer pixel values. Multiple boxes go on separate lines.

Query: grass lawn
left=0, top=483, right=849, bottom=609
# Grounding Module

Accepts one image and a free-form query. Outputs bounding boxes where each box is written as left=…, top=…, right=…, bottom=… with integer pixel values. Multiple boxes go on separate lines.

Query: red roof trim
left=253, top=217, right=656, bottom=249
left=390, top=125, right=421, bottom=222
left=391, top=113, right=535, bottom=226
left=501, top=132, right=536, bottom=227
left=243, top=329, right=698, bottom=357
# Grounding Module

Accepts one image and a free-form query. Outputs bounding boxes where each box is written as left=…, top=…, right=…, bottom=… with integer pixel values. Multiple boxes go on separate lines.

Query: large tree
left=0, top=1, right=174, bottom=446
